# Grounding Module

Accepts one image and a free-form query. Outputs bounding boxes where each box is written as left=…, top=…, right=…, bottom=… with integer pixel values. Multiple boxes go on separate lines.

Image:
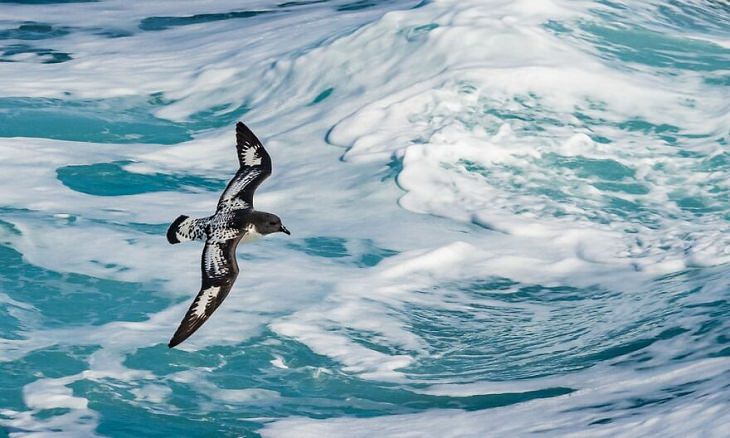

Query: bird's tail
left=166, top=215, right=208, bottom=244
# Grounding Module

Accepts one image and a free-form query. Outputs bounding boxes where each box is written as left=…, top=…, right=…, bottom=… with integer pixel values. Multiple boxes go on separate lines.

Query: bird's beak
left=280, top=225, right=291, bottom=235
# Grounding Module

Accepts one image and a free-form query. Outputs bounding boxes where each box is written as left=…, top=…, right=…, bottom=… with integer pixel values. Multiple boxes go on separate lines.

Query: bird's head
left=252, top=211, right=290, bottom=236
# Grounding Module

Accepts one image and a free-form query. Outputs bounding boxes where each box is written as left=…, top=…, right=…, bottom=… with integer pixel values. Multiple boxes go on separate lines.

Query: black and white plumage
left=166, top=122, right=290, bottom=348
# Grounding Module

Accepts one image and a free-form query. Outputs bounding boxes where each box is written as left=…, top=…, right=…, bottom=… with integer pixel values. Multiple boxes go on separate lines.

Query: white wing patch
left=191, top=286, right=220, bottom=318
left=241, top=146, right=262, bottom=166
left=204, top=243, right=229, bottom=278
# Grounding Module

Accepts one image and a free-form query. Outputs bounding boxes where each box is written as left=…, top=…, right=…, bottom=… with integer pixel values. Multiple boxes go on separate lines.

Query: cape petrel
left=166, top=121, right=289, bottom=348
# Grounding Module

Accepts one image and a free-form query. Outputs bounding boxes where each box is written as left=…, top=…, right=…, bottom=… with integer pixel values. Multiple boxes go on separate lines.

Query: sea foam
left=1, top=0, right=729, bottom=436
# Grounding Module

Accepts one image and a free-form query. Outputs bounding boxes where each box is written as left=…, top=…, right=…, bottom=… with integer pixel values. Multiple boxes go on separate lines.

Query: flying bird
left=166, top=121, right=289, bottom=348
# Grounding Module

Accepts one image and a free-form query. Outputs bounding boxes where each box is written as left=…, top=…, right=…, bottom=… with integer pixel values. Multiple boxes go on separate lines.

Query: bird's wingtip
left=168, top=326, right=194, bottom=348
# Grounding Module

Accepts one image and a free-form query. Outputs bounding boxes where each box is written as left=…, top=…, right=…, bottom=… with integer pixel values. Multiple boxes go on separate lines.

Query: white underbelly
left=240, top=225, right=262, bottom=244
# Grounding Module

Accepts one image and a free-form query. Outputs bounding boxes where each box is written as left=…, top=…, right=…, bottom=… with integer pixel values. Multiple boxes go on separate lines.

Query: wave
left=0, top=0, right=728, bottom=436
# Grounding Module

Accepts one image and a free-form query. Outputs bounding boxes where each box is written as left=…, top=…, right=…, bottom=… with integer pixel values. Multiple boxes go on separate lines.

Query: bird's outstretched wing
left=168, top=236, right=240, bottom=348
left=217, top=122, right=272, bottom=211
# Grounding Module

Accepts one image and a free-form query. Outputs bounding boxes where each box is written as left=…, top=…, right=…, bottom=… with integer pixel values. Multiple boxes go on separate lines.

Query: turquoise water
left=1, top=0, right=729, bottom=436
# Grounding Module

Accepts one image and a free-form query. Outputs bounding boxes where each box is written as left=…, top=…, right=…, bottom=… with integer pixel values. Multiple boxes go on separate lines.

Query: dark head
left=251, top=211, right=290, bottom=236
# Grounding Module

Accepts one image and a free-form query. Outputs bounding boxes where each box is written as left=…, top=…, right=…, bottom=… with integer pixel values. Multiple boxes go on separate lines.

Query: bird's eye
left=269, top=221, right=277, bottom=225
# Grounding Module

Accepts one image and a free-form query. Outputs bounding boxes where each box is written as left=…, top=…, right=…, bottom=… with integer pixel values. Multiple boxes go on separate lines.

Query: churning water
left=0, top=0, right=729, bottom=436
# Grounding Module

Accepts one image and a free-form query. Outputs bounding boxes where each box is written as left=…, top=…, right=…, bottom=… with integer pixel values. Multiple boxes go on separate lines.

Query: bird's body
left=166, top=122, right=289, bottom=348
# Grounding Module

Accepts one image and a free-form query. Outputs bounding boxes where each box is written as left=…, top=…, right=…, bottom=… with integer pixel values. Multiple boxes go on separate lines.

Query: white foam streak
left=263, top=358, right=730, bottom=437
left=1, top=0, right=729, bottom=435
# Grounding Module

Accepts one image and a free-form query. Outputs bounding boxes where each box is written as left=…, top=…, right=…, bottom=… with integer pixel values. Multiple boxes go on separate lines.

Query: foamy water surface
left=0, top=0, right=729, bottom=436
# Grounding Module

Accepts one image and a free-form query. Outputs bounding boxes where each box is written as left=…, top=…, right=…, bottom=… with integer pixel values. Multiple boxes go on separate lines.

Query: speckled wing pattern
left=168, top=122, right=272, bottom=348
left=168, top=238, right=240, bottom=348
left=217, top=122, right=272, bottom=211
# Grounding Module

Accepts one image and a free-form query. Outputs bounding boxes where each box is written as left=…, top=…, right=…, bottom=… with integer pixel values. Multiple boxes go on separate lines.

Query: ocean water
left=0, top=0, right=729, bottom=436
